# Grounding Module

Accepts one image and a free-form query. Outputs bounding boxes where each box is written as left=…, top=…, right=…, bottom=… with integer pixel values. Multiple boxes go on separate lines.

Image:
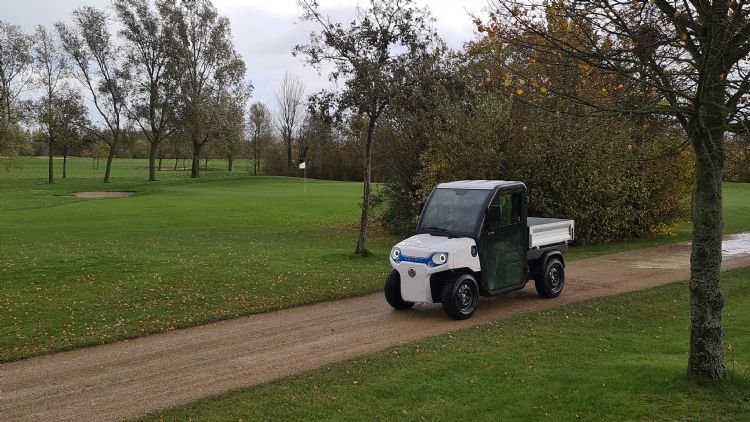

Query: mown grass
left=1, top=157, right=749, bottom=363
left=0, top=157, right=393, bottom=362
left=142, top=266, right=750, bottom=421
left=566, top=181, right=750, bottom=260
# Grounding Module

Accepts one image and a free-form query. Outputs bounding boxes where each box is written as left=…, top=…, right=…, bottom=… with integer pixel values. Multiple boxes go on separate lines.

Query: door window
left=486, top=192, right=521, bottom=232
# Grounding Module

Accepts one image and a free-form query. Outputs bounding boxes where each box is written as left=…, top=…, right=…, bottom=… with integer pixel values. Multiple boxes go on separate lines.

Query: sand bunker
left=72, top=191, right=135, bottom=198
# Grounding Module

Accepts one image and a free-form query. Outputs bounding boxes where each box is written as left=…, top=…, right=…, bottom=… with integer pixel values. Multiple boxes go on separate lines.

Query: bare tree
left=114, top=0, right=178, bottom=182
left=296, top=0, right=440, bottom=255
left=247, top=101, right=274, bottom=175
left=485, top=0, right=750, bottom=379
left=274, top=72, right=305, bottom=173
left=57, top=7, right=127, bottom=183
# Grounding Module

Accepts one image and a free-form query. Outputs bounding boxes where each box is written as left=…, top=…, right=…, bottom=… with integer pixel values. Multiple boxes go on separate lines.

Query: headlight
left=431, top=252, right=448, bottom=265
left=391, top=248, right=401, bottom=262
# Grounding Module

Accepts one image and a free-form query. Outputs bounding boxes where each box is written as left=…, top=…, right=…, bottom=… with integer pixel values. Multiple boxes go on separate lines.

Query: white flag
left=299, top=162, right=306, bottom=170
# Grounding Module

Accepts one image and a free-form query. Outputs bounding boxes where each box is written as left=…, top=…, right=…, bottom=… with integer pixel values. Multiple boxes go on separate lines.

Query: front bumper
left=391, top=259, right=446, bottom=303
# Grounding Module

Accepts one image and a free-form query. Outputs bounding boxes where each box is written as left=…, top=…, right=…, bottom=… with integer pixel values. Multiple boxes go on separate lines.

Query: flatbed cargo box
left=528, top=217, right=575, bottom=249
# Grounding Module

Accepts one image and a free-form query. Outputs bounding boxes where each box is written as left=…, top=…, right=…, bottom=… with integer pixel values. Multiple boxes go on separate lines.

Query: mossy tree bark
left=687, top=67, right=727, bottom=379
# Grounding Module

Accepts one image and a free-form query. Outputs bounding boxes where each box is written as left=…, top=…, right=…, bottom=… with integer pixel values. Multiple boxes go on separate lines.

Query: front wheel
left=384, top=269, right=414, bottom=310
left=441, top=273, right=479, bottom=320
left=535, top=257, right=565, bottom=298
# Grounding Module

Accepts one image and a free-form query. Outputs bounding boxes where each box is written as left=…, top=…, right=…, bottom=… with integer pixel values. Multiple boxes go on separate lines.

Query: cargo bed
left=527, top=217, right=575, bottom=249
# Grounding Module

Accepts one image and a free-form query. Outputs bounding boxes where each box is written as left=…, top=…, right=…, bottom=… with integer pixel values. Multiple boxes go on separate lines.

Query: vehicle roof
left=436, top=180, right=526, bottom=190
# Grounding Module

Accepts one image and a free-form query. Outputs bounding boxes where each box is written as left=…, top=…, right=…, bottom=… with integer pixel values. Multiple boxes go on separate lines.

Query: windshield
left=418, top=188, right=492, bottom=235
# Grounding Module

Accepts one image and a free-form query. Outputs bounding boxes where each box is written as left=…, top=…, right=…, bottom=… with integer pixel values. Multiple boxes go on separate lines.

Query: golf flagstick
left=299, top=162, right=307, bottom=194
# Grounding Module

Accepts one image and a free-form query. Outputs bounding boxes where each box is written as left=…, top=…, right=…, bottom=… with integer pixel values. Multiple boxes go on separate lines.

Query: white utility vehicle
left=385, top=180, right=575, bottom=319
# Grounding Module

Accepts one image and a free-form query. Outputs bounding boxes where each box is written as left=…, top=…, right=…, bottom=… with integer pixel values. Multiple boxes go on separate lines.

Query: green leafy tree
left=32, top=24, right=80, bottom=183
left=55, top=94, right=89, bottom=179
left=162, top=0, right=247, bottom=178
left=247, top=101, right=274, bottom=176
left=57, top=7, right=127, bottom=183
left=0, top=22, right=33, bottom=158
left=295, top=0, right=440, bottom=255
left=484, top=0, right=750, bottom=379
left=114, top=0, right=179, bottom=182
left=218, top=83, right=251, bottom=174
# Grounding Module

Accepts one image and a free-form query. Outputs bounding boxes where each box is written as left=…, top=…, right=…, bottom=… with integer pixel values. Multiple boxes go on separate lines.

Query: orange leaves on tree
left=578, top=62, right=591, bottom=72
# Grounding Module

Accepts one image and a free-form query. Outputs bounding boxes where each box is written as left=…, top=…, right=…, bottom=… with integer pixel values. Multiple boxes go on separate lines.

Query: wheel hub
left=457, top=284, right=474, bottom=310
left=549, top=267, right=561, bottom=291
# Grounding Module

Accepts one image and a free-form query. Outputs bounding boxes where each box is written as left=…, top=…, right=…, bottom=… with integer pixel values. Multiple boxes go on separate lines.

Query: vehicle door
left=478, top=190, right=525, bottom=292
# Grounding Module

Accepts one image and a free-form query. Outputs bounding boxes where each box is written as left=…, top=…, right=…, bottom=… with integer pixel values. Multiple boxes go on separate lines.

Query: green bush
left=412, top=93, right=692, bottom=244
left=725, top=137, right=750, bottom=182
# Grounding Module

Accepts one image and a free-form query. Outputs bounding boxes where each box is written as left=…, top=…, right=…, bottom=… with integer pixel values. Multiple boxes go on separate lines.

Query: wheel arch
left=429, top=268, right=481, bottom=302
left=531, top=250, right=565, bottom=280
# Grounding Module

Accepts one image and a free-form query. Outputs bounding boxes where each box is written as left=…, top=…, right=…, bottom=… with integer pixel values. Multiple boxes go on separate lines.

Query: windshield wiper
left=423, top=226, right=450, bottom=234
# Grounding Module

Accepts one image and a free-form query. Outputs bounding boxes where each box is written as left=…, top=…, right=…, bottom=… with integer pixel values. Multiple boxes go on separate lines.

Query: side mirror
left=417, top=202, right=425, bottom=214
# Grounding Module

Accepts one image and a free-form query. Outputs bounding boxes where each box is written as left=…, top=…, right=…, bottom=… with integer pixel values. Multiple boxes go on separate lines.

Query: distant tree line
left=0, top=0, right=250, bottom=183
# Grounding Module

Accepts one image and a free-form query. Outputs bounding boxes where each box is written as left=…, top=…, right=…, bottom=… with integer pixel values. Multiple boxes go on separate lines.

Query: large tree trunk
left=355, top=119, right=376, bottom=255
left=688, top=135, right=727, bottom=379
left=148, top=140, right=159, bottom=182
left=48, top=140, right=54, bottom=184
left=228, top=154, right=234, bottom=174
left=687, top=71, right=727, bottom=379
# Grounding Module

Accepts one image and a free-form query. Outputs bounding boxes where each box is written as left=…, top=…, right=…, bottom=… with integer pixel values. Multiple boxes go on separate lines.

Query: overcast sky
left=5, top=0, right=489, bottom=110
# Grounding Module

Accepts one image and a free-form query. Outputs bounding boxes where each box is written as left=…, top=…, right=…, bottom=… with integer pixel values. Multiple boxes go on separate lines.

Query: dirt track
left=2, top=236, right=750, bottom=422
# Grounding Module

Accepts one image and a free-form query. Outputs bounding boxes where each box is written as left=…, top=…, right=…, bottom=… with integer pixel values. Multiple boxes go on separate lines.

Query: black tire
left=441, top=273, right=480, bottom=320
left=535, top=257, right=565, bottom=298
left=384, top=269, right=414, bottom=310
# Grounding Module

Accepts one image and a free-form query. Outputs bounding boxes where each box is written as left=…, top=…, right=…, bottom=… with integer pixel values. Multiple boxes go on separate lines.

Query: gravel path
left=2, top=235, right=750, bottom=422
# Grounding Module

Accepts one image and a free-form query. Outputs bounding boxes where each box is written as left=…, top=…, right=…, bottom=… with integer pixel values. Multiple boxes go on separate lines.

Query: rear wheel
left=384, top=269, right=414, bottom=310
left=441, top=273, right=479, bottom=320
left=535, top=257, right=565, bottom=298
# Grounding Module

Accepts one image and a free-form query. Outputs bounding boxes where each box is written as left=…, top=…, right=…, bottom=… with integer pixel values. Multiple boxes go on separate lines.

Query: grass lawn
left=566, top=181, right=750, bottom=259
left=142, top=266, right=750, bottom=421
left=0, top=157, right=393, bottom=362
left=1, top=157, right=749, bottom=363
